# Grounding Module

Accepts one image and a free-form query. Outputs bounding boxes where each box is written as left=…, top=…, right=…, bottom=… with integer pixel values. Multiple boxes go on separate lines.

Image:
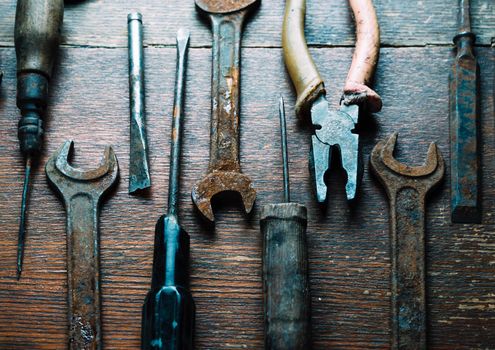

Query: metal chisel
left=450, top=0, right=481, bottom=223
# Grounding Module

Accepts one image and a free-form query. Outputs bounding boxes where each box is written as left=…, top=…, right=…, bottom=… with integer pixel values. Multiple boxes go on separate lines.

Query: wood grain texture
left=0, top=0, right=494, bottom=349
left=0, top=0, right=493, bottom=48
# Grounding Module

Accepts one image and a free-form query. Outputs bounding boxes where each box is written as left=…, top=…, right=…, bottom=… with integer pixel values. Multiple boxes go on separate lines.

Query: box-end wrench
left=46, top=141, right=119, bottom=350
left=192, top=0, right=259, bottom=222
left=370, top=133, right=444, bottom=349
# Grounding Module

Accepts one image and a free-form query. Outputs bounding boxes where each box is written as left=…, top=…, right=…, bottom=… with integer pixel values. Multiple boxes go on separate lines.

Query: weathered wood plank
left=0, top=43, right=493, bottom=348
left=0, top=0, right=493, bottom=49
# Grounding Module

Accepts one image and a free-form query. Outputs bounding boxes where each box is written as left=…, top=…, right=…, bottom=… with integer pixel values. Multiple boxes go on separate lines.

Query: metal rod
left=128, top=12, right=151, bottom=193
left=279, top=96, right=290, bottom=203
left=167, top=28, right=190, bottom=219
left=17, top=156, right=32, bottom=279
left=459, top=0, right=471, bottom=34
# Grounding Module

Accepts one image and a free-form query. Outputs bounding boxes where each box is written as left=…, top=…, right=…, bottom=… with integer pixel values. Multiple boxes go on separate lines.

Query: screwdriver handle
left=15, top=0, right=63, bottom=155
left=261, top=203, right=310, bottom=350
left=141, top=216, right=195, bottom=350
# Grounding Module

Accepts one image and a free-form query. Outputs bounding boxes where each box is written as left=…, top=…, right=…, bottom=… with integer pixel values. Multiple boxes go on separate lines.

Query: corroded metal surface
left=195, top=0, right=258, bottom=14
left=192, top=0, right=259, bottom=222
left=370, top=133, right=444, bottom=350
left=449, top=0, right=480, bottom=223
left=46, top=141, right=119, bottom=350
left=128, top=12, right=151, bottom=193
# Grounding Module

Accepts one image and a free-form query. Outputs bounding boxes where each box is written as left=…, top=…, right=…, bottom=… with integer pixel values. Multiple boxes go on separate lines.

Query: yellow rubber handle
left=282, top=0, right=325, bottom=117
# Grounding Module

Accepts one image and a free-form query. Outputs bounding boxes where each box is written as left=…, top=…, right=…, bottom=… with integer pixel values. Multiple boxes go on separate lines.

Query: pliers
left=282, top=0, right=382, bottom=203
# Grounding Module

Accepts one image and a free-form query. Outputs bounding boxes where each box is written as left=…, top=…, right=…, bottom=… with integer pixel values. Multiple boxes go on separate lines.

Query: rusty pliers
left=283, top=0, right=382, bottom=203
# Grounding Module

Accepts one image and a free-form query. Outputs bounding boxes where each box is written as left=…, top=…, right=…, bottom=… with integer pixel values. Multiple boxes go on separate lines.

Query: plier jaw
left=310, top=99, right=361, bottom=203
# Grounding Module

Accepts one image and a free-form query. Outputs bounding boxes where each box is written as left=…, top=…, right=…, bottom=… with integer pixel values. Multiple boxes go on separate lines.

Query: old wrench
left=192, top=0, right=259, bottom=222
left=370, top=133, right=444, bottom=349
left=46, top=141, right=119, bottom=350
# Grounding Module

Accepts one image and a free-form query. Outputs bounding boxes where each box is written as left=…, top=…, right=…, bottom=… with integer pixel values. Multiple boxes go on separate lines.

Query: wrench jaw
left=191, top=171, right=256, bottom=222
left=46, top=141, right=119, bottom=202
left=371, top=133, right=445, bottom=195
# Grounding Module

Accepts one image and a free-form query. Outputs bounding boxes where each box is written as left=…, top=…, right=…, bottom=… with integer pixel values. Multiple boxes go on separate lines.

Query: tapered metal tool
left=15, top=0, right=64, bottom=279
left=261, top=97, right=309, bottom=350
left=128, top=12, right=151, bottom=193
left=141, top=29, right=195, bottom=350
left=450, top=0, right=480, bottom=223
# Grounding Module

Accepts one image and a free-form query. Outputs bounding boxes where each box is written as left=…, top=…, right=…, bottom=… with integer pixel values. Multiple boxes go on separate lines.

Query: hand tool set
left=5, top=0, right=486, bottom=348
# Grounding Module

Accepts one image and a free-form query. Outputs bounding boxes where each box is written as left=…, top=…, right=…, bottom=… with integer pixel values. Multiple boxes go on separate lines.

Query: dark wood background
left=0, top=0, right=494, bottom=349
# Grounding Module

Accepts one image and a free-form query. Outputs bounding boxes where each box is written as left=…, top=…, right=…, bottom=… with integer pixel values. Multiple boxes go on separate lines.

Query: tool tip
left=177, top=28, right=190, bottom=43
left=127, top=12, right=143, bottom=23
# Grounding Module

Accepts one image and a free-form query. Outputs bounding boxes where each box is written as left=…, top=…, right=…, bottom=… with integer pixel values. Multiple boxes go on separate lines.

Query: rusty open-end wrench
left=192, top=0, right=259, bottom=222
left=370, top=133, right=444, bottom=350
left=46, top=141, right=119, bottom=350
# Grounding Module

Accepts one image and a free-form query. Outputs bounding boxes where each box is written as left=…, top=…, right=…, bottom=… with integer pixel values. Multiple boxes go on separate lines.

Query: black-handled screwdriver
left=260, top=97, right=310, bottom=350
left=15, top=0, right=64, bottom=279
left=141, top=28, right=195, bottom=350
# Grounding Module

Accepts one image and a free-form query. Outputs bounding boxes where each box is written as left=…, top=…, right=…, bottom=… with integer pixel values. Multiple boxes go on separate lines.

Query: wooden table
left=0, top=1, right=493, bottom=348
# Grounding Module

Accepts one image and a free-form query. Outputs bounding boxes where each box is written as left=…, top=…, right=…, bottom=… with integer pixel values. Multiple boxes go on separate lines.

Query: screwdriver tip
left=177, top=28, right=190, bottom=43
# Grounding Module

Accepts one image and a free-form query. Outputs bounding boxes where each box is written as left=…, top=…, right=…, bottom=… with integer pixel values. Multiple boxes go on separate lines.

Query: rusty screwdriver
left=261, top=97, right=310, bottom=350
left=15, top=0, right=64, bottom=279
left=141, top=28, right=195, bottom=350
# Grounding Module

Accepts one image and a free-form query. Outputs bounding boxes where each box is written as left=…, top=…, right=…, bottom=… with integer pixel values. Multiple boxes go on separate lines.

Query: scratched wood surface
left=0, top=0, right=494, bottom=349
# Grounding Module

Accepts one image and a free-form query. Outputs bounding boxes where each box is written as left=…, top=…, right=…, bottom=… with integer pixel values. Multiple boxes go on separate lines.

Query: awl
left=15, top=0, right=64, bottom=279
left=141, top=29, right=195, bottom=350
left=261, top=97, right=310, bottom=350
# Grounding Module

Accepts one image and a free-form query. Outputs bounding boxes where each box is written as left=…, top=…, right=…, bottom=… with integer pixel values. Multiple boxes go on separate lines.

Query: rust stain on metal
left=370, top=133, right=444, bottom=349
left=449, top=2, right=480, bottom=223
left=192, top=0, right=259, bottom=222
left=195, top=0, right=258, bottom=14
left=46, top=141, right=119, bottom=350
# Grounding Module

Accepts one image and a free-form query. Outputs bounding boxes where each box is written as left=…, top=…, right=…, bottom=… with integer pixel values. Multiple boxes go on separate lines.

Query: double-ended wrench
left=192, top=0, right=259, bottom=222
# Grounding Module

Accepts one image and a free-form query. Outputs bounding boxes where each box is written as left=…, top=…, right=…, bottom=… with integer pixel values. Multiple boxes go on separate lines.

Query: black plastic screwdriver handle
left=141, top=28, right=195, bottom=350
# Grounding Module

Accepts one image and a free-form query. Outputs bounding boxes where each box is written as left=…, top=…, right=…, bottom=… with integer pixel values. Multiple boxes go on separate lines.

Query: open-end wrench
left=46, top=141, right=119, bottom=350
left=192, top=0, right=259, bottom=222
left=370, top=133, right=444, bottom=349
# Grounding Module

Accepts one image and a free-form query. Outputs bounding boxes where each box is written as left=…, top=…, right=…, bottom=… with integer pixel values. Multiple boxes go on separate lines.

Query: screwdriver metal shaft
left=261, top=97, right=310, bottom=350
